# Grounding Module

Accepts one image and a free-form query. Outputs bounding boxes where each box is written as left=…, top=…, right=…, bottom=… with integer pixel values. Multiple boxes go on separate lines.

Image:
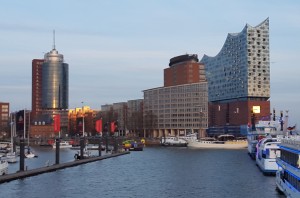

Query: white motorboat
left=276, top=136, right=300, bottom=197
left=188, top=135, right=247, bottom=149
left=25, top=151, right=35, bottom=158
left=25, top=147, right=37, bottom=158
left=160, top=136, right=188, bottom=147
left=247, top=120, right=283, bottom=159
left=74, top=148, right=92, bottom=160
left=180, top=133, right=198, bottom=142
left=52, top=141, right=72, bottom=149
left=0, top=159, right=8, bottom=175
left=255, top=136, right=282, bottom=175
left=5, top=152, right=17, bottom=163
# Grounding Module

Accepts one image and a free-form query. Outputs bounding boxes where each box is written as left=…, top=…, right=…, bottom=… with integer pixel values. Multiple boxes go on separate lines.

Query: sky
left=0, top=0, right=300, bottom=126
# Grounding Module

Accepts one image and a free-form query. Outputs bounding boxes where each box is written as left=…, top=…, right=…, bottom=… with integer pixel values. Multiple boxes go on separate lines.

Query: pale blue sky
left=0, top=0, right=299, bottom=126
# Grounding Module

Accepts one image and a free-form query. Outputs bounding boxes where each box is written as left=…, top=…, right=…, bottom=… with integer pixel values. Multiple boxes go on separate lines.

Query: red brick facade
left=209, top=100, right=270, bottom=127
left=164, top=62, right=205, bottom=87
left=31, top=59, right=44, bottom=120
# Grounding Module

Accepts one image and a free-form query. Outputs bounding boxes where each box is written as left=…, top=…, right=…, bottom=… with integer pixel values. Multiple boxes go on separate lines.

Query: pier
left=0, top=151, right=129, bottom=184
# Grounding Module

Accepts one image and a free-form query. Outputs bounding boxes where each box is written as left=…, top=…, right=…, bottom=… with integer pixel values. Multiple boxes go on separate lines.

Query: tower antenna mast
left=53, top=30, right=56, bottom=50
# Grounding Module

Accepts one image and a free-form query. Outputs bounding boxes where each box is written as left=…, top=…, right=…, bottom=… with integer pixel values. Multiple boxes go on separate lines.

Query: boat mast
left=23, top=109, right=26, bottom=139
left=10, top=113, right=13, bottom=147
left=28, top=111, right=30, bottom=146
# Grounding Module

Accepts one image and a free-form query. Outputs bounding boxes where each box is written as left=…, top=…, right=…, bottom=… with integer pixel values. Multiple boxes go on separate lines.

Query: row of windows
left=280, top=150, right=300, bottom=168
left=283, top=171, right=300, bottom=192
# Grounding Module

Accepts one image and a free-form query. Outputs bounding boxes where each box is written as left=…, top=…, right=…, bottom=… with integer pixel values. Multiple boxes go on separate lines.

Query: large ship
left=247, top=120, right=282, bottom=159
left=187, top=134, right=247, bottom=149
left=276, top=136, right=300, bottom=197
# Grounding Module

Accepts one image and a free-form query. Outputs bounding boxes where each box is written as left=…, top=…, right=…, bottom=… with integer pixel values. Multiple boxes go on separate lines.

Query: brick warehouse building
left=200, top=18, right=271, bottom=135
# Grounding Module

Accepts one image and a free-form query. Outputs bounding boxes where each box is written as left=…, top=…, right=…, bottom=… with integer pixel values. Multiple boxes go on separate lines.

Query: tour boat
left=187, top=134, right=247, bottom=149
left=255, top=136, right=282, bottom=174
left=0, top=159, right=8, bottom=175
left=276, top=136, right=300, bottom=197
left=160, top=136, right=188, bottom=147
left=52, top=141, right=72, bottom=149
left=247, top=120, right=283, bottom=159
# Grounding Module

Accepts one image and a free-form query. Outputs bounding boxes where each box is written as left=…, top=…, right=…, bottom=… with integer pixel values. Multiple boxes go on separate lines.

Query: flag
left=95, top=119, right=102, bottom=133
left=16, top=110, right=25, bottom=131
left=110, top=121, right=115, bottom=133
left=287, top=125, right=296, bottom=131
left=53, top=114, right=61, bottom=133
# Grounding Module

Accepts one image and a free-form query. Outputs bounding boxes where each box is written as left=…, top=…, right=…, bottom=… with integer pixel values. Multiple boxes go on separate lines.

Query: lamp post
left=199, top=108, right=205, bottom=139
left=195, top=105, right=205, bottom=139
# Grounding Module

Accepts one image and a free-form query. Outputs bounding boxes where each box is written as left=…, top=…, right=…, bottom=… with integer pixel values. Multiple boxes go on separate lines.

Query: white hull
left=52, top=141, right=72, bottom=149
left=0, top=160, right=8, bottom=175
left=25, top=152, right=35, bottom=158
left=276, top=171, right=299, bottom=198
left=256, top=137, right=281, bottom=174
left=161, top=136, right=188, bottom=147
left=256, top=157, right=279, bottom=174
left=6, top=152, right=17, bottom=163
left=188, top=141, right=247, bottom=149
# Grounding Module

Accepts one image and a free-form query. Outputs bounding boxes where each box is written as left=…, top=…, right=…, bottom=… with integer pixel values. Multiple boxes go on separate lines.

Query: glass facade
left=201, top=18, right=270, bottom=102
left=42, top=49, right=68, bottom=109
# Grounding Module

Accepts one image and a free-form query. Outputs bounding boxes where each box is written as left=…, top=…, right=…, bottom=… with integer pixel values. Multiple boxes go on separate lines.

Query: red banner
left=95, top=119, right=102, bottom=133
left=110, top=121, right=115, bottom=133
left=54, top=115, right=61, bottom=133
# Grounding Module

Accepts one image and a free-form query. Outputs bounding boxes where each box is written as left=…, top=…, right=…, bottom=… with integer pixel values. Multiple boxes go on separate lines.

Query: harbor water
left=0, top=146, right=285, bottom=198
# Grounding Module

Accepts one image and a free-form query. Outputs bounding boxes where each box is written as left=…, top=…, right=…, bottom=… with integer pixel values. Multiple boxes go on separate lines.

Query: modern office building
left=126, top=99, right=143, bottom=137
left=31, top=40, right=69, bottom=138
left=0, top=102, right=9, bottom=138
left=41, top=46, right=68, bottom=110
left=200, top=18, right=270, bottom=135
left=143, top=54, right=208, bottom=138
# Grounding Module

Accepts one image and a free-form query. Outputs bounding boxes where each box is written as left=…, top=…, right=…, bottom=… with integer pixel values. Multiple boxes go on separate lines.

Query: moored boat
left=188, top=134, right=247, bottom=149
left=122, top=140, right=144, bottom=151
left=247, top=120, right=282, bottom=159
left=5, top=152, right=17, bottom=163
left=0, top=159, right=8, bottom=175
left=52, top=141, right=72, bottom=149
left=255, top=136, right=282, bottom=175
left=160, top=136, right=188, bottom=147
left=276, top=136, right=300, bottom=197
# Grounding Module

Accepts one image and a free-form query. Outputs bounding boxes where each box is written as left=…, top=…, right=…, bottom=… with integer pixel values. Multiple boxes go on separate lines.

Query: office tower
left=31, top=37, right=69, bottom=138
left=143, top=54, right=208, bottom=138
left=41, top=46, right=68, bottom=110
left=200, top=18, right=270, bottom=134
